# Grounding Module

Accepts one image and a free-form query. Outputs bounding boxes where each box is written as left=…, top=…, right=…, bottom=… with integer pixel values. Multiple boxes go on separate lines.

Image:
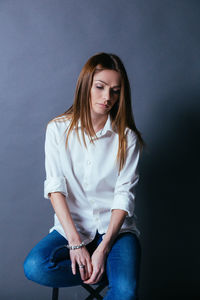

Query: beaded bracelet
left=66, top=241, right=85, bottom=250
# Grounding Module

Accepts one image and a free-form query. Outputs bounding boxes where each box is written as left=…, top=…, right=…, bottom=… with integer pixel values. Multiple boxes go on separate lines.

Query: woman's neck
left=91, top=114, right=108, bottom=134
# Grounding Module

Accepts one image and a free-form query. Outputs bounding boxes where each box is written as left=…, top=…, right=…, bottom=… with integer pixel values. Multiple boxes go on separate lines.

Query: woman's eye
left=96, top=85, right=103, bottom=89
left=112, top=89, right=120, bottom=94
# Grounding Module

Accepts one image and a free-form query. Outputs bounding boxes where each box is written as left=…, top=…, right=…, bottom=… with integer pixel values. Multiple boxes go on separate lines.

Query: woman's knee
left=23, top=249, right=47, bottom=282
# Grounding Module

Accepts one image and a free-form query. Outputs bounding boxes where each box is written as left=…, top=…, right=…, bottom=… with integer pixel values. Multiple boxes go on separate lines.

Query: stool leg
left=52, top=287, right=59, bottom=300
left=82, top=284, right=104, bottom=300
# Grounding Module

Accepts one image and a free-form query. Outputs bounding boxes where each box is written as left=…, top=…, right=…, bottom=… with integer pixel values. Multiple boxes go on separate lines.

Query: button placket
left=83, top=151, right=93, bottom=190
left=83, top=138, right=94, bottom=189
left=87, top=160, right=91, bottom=165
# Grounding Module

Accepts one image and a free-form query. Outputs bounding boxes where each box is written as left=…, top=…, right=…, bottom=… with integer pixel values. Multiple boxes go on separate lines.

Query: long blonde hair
left=48, top=52, right=145, bottom=172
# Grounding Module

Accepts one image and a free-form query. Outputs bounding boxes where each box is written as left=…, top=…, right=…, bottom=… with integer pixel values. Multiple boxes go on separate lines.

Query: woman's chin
left=91, top=108, right=109, bottom=117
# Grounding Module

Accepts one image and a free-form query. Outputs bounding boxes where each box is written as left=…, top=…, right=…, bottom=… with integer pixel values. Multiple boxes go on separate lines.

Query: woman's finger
left=94, top=269, right=104, bottom=284
left=87, top=260, right=93, bottom=278
left=85, top=266, right=105, bottom=284
left=71, top=258, right=76, bottom=275
left=84, top=269, right=99, bottom=284
left=81, top=261, right=90, bottom=280
left=78, top=262, right=87, bottom=280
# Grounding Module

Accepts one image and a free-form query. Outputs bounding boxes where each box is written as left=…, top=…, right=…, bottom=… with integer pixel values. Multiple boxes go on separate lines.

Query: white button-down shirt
left=44, top=114, right=141, bottom=244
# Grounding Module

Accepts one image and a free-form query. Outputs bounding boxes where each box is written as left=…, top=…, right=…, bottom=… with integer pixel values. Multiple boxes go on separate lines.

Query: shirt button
left=87, top=160, right=91, bottom=165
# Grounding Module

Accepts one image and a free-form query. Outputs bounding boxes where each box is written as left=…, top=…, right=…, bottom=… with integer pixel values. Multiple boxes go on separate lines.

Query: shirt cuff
left=44, top=176, right=68, bottom=199
left=111, top=193, right=135, bottom=217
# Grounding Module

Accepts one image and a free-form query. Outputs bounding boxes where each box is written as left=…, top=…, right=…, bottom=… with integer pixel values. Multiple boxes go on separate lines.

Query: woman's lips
left=97, top=103, right=109, bottom=109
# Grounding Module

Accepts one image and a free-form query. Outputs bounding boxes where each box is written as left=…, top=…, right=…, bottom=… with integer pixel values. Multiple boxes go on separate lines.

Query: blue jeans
left=24, top=230, right=141, bottom=300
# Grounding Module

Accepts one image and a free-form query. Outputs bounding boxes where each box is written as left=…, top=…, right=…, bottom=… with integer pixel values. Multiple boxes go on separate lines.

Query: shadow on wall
left=138, top=92, right=200, bottom=300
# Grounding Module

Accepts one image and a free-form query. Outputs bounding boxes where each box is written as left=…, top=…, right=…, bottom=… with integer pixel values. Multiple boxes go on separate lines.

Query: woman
left=24, top=52, right=145, bottom=300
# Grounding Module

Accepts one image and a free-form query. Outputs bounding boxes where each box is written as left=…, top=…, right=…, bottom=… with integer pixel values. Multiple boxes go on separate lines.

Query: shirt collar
left=76, top=114, right=115, bottom=136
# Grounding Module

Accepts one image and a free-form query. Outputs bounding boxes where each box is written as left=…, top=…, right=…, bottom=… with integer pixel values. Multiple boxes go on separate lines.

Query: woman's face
left=90, top=69, right=121, bottom=117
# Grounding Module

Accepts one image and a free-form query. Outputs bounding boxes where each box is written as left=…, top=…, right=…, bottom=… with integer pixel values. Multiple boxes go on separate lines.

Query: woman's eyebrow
left=94, top=80, right=121, bottom=88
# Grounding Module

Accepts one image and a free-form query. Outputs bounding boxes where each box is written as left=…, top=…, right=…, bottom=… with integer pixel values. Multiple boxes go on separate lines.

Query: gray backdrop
left=0, top=0, right=199, bottom=299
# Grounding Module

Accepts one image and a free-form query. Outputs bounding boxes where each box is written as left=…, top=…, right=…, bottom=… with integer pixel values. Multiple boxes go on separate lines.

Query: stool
left=52, top=281, right=108, bottom=300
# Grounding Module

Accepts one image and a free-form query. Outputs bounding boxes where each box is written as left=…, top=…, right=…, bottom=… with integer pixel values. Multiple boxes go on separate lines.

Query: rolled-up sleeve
left=44, top=121, right=68, bottom=199
left=111, top=132, right=140, bottom=217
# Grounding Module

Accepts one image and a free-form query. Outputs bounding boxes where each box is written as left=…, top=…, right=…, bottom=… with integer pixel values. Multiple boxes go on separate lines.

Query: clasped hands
left=69, top=246, right=107, bottom=284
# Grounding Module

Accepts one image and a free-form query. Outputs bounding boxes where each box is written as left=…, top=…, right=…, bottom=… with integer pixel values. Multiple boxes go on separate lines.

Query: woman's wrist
left=97, top=238, right=111, bottom=255
left=67, top=241, right=85, bottom=250
left=67, top=237, right=82, bottom=245
left=65, top=232, right=82, bottom=246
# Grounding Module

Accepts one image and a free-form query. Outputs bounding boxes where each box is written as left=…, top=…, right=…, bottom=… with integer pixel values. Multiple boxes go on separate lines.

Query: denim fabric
left=24, top=230, right=141, bottom=300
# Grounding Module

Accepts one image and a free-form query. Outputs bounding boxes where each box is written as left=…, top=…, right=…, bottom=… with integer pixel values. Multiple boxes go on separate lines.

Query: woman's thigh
left=104, top=232, right=141, bottom=300
left=23, top=230, right=83, bottom=287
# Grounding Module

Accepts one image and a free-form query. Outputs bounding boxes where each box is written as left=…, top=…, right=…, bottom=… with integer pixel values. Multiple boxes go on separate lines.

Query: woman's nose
left=103, top=89, right=111, bottom=101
